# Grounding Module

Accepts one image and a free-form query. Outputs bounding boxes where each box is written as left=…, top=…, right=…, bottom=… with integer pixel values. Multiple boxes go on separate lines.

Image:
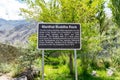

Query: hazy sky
left=0, top=0, right=27, bottom=20
left=0, top=0, right=112, bottom=20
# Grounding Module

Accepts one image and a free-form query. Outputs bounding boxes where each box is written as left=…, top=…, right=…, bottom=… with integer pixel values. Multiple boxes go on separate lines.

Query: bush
left=45, top=57, right=60, bottom=66
left=0, top=63, right=12, bottom=73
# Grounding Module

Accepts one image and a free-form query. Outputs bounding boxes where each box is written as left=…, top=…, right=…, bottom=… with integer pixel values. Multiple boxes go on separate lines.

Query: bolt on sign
left=38, top=23, right=81, bottom=50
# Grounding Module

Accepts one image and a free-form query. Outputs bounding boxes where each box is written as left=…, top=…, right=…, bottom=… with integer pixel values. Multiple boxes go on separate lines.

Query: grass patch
left=43, top=64, right=120, bottom=80
left=44, top=65, right=73, bottom=80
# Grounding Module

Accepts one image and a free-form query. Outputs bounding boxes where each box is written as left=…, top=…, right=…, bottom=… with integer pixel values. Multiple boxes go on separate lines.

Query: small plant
left=0, top=63, right=13, bottom=73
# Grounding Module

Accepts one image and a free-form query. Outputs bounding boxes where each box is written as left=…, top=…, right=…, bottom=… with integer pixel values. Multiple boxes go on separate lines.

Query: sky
left=104, top=0, right=112, bottom=18
left=0, top=0, right=112, bottom=20
left=0, top=0, right=27, bottom=20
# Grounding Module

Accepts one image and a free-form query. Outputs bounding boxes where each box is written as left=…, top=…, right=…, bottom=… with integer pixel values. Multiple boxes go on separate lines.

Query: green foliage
left=109, top=0, right=120, bottom=27
left=20, top=0, right=106, bottom=76
left=21, top=0, right=105, bottom=52
left=101, top=25, right=120, bottom=69
left=20, top=0, right=120, bottom=79
left=1, top=0, right=120, bottom=80
left=44, top=64, right=120, bottom=80
left=0, top=63, right=13, bottom=73
left=44, top=65, right=72, bottom=80
left=111, top=47, right=120, bottom=70
left=109, top=1, right=120, bottom=62
left=0, top=43, right=21, bottom=63
left=13, top=33, right=41, bottom=71
left=17, top=47, right=40, bottom=69
left=13, top=35, right=40, bottom=73
left=28, top=33, right=37, bottom=49
left=44, top=51, right=68, bottom=66
left=45, top=57, right=61, bottom=65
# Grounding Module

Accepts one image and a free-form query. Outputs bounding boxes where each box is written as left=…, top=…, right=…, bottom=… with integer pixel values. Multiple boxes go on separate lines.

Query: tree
left=109, top=0, right=120, bottom=41
left=21, top=0, right=104, bottom=75
left=96, top=1, right=106, bottom=35
left=108, top=0, right=120, bottom=69
left=109, top=0, right=120, bottom=27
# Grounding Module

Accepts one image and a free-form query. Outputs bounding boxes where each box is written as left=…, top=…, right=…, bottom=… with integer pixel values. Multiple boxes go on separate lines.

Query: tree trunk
left=69, top=53, right=73, bottom=75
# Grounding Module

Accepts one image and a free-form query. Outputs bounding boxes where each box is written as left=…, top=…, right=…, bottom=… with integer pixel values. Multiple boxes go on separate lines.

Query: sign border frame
left=37, top=23, right=81, bottom=50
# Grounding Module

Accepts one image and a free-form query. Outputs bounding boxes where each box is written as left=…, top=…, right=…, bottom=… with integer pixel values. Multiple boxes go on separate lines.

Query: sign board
left=38, top=23, right=81, bottom=49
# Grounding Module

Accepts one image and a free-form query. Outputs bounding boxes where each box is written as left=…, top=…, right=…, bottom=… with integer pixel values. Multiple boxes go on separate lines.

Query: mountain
left=0, top=18, right=14, bottom=31
left=0, top=43, right=21, bottom=63
left=0, top=18, right=38, bottom=47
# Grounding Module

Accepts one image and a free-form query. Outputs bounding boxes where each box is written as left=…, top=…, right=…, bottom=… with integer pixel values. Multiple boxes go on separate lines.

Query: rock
left=0, top=75, right=12, bottom=80
left=107, top=68, right=114, bottom=76
left=32, top=69, right=40, bottom=77
left=0, top=73, right=2, bottom=76
left=15, top=68, right=40, bottom=80
left=91, top=70, right=97, bottom=76
left=13, top=76, right=27, bottom=80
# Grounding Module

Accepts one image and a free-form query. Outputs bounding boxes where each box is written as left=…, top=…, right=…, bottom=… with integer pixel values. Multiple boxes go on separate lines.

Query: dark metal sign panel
left=38, top=23, right=81, bottom=49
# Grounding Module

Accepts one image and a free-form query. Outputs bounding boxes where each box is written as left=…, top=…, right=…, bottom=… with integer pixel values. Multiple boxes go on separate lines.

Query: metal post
left=42, top=50, right=44, bottom=80
left=74, top=49, right=78, bottom=80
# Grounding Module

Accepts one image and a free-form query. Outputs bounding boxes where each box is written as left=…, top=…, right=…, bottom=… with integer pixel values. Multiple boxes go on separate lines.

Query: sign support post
left=42, top=50, right=44, bottom=80
left=74, top=49, right=78, bottom=80
left=38, top=23, right=81, bottom=80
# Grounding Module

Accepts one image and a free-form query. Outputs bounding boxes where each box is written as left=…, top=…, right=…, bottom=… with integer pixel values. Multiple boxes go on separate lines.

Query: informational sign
left=38, top=23, right=81, bottom=49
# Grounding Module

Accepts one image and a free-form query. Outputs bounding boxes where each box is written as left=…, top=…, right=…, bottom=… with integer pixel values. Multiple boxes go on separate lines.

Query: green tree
left=109, top=0, right=120, bottom=69
left=109, top=0, right=120, bottom=49
left=21, top=0, right=104, bottom=75
left=109, top=0, right=120, bottom=27
left=96, top=1, right=106, bottom=35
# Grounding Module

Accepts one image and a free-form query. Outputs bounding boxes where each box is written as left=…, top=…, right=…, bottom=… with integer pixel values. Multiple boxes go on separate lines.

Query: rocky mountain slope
left=0, top=43, right=21, bottom=63
left=0, top=18, right=37, bottom=47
